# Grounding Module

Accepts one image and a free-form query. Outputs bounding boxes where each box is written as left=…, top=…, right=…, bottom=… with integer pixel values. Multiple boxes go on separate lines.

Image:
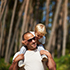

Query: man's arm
left=9, top=54, right=24, bottom=70
left=40, top=50, right=56, bottom=70
left=9, top=61, right=19, bottom=70
left=14, top=54, right=24, bottom=62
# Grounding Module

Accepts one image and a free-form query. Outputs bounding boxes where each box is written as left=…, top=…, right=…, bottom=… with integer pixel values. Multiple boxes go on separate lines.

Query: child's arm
left=37, top=40, right=45, bottom=46
left=37, top=36, right=46, bottom=46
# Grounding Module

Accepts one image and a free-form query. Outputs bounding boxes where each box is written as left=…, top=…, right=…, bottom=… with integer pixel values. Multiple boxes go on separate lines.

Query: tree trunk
left=57, top=26, right=62, bottom=58
left=26, top=0, right=33, bottom=31
left=62, top=0, right=68, bottom=56
left=5, top=0, right=17, bottom=63
left=14, top=30, right=19, bottom=53
left=57, top=9, right=63, bottom=58
left=45, top=0, right=50, bottom=25
left=33, top=21, right=37, bottom=31
left=1, top=30, right=6, bottom=57
left=0, top=0, right=8, bottom=21
left=46, top=0, right=62, bottom=51
left=51, top=32, right=56, bottom=58
left=45, top=0, right=50, bottom=50
left=25, top=15, right=30, bottom=32
left=0, top=0, right=5, bottom=38
left=19, top=0, right=29, bottom=49
left=6, top=0, right=26, bottom=63
left=0, top=3, right=8, bottom=58
left=0, top=0, right=4, bottom=14
left=35, top=0, right=40, bottom=24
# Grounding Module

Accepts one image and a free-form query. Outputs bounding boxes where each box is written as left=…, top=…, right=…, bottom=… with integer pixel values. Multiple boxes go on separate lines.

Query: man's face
left=24, top=33, right=37, bottom=50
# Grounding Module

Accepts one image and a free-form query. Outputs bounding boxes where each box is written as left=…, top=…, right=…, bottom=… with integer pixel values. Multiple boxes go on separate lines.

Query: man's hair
left=22, top=31, right=30, bottom=40
left=35, top=23, right=47, bottom=36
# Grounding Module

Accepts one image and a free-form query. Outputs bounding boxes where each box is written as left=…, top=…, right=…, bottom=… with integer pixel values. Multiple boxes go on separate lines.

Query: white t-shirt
left=30, top=31, right=46, bottom=44
left=24, top=49, right=44, bottom=70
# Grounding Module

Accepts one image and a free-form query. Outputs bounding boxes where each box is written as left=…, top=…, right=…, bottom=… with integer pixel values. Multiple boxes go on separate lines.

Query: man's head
left=22, top=32, right=37, bottom=50
left=35, top=23, right=47, bottom=39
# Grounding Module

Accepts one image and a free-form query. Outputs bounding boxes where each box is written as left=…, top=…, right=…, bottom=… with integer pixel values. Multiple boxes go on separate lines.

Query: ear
left=22, top=40, right=28, bottom=45
left=22, top=40, right=25, bottom=44
left=35, top=31, right=37, bottom=33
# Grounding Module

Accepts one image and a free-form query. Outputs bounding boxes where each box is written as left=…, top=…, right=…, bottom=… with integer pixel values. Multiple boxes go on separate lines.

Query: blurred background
left=0, top=0, right=70, bottom=70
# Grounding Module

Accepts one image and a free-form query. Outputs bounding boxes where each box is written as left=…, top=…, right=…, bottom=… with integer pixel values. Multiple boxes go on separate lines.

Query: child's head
left=35, top=23, right=47, bottom=39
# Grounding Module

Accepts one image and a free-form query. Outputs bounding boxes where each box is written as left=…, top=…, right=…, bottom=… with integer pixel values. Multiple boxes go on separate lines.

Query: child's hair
left=35, top=23, right=47, bottom=36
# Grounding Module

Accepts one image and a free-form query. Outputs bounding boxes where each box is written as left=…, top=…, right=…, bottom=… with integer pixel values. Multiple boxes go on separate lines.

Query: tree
left=57, top=8, right=63, bottom=58
left=45, top=0, right=50, bottom=25
left=62, top=0, right=68, bottom=56
left=14, top=30, right=19, bottom=53
left=6, top=0, right=26, bottom=63
left=5, top=0, right=17, bottom=63
left=0, top=0, right=8, bottom=21
left=19, top=0, right=29, bottom=49
left=0, top=1, right=8, bottom=58
left=51, top=32, right=56, bottom=58
left=46, top=0, right=62, bottom=51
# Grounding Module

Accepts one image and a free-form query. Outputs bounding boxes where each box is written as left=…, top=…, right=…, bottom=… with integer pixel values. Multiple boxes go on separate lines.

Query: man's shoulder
left=20, top=46, right=26, bottom=49
left=20, top=46, right=27, bottom=51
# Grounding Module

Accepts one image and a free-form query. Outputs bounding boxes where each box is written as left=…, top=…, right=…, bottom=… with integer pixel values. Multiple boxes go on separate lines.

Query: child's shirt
left=30, top=31, right=46, bottom=44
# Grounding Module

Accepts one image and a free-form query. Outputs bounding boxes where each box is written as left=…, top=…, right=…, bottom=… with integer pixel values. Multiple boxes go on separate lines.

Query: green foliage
left=0, top=55, right=70, bottom=70
left=54, top=54, right=70, bottom=70
left=0, top=58, right=11, bottom=70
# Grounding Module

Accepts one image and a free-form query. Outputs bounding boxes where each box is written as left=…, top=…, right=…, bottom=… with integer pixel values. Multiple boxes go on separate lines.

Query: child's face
left=35, top=32, right=43, bottom=39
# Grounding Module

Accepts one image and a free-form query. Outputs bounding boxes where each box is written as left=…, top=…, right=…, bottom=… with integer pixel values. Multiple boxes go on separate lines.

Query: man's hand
left=40, top=50, right=56, bottom=70
left=40, top=50, right=51, bottom=58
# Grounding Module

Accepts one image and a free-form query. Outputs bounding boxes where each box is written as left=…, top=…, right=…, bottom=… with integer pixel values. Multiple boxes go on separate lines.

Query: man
left=9, top=32, right=56, bottom=70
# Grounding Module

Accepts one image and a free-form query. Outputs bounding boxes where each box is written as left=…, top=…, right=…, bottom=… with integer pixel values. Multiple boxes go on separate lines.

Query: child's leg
left=13, top=52, right=19, bottom=61
left=13, top=51, right=24, bottom=68
left=37, top=44, right=48, bottom=62
left=37, top=44, right=45, bottom=51
left=13, top=52, right=24, bottom=62
left=18, top=46, right=27, bottom=67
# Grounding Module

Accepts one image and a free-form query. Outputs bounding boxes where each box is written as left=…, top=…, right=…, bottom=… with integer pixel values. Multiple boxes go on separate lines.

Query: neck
left=28, top=47, right=37, bottom=51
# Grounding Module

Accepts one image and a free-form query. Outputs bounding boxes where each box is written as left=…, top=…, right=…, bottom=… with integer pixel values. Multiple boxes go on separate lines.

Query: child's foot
left=41, top=55, right=48, bottom=62
left=18, top=60, right=25, bottom=67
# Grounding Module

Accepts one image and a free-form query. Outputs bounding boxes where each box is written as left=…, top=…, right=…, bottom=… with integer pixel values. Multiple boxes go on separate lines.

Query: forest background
left=0, top=0, right=70, bottom=70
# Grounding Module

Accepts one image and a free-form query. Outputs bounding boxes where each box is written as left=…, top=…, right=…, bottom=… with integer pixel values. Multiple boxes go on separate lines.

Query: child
left=13, top=23, right=48, bottom=67
left=30, top=23, right=47, bottom=46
